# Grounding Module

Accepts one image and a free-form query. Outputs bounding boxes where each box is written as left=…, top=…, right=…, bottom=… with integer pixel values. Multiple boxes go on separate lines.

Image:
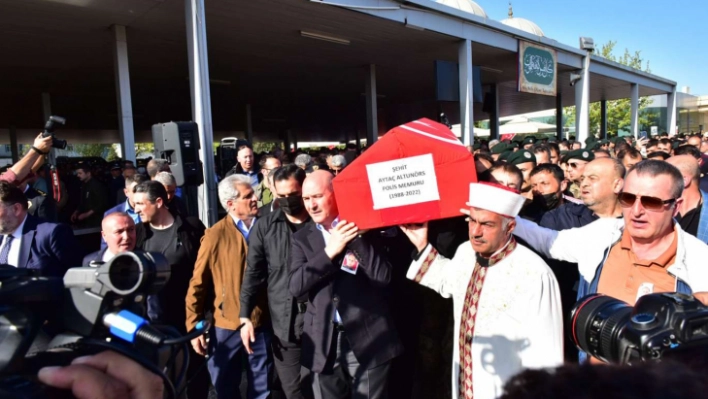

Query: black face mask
left=535, top=192, right=561, bottom=211
left=276, top=196, right=304, bottom=216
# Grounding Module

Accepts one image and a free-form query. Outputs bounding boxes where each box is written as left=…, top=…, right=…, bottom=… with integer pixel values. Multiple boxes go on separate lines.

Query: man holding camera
left=513, top=160, right=708, bottom=360
left=0, top=133, right=53, bottom=185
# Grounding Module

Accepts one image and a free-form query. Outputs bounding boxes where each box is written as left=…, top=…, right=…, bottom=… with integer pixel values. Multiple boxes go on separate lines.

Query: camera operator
left=0, top=181, right=80, bottom=276
left=1, top=133, right=53, bottom=185
left=513, top=160, right=708, bottom=361
left=38, top=350, right=164, bottom=399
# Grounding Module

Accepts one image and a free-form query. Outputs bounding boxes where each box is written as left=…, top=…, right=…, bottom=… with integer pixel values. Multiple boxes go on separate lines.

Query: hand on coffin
left=399, top=222, right=429, bottom=252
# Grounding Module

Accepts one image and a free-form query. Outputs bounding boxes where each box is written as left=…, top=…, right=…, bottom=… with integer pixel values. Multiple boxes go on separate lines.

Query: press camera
left=42, top=116, right=68, bottom=150
left=571, top=292, right=708, bottom=364
left=0, top=251, right=208, bottom=398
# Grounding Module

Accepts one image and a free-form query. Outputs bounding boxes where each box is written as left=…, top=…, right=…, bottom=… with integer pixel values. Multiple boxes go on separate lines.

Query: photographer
left=38, top=351, right=164, bottom=399
left=1, top=133, right=53, bottom=185
left=513, top=160, right=708, bottom=361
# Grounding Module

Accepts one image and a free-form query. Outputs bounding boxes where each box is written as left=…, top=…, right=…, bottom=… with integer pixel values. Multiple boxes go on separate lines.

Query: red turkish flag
left=332, top=118, right=477, bottom=230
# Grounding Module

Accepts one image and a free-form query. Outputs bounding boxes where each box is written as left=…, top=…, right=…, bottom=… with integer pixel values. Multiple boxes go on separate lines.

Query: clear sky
left=482, top=0, right=705, bottom=94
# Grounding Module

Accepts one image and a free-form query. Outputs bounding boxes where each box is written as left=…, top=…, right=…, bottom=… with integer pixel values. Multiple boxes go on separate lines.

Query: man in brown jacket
left=186, top=174, right=272, bottom=399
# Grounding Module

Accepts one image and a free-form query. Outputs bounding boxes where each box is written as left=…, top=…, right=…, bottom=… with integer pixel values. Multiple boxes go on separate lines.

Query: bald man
left=687, top=135, right=702, bottom=149
left=288, top=170, right=402, bottom=399
left=83, top=212, right=137, bottom=265
left=667, top=155, right=708, bottom=242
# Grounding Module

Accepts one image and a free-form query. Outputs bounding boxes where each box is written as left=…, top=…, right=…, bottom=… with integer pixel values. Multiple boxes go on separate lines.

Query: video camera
left=42, top=116, right=68, bottom=150
left=0, top=251, right=209, bottom=398
left=571, top=292, right=708, bottom=364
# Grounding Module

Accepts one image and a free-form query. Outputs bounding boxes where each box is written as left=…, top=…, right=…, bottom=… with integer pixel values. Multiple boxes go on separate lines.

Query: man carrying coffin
left=399, top=182, right=563, bottom=399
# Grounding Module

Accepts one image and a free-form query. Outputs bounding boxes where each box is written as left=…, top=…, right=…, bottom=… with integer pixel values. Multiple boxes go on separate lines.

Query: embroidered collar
left=476, top=236, right=516, bottom=267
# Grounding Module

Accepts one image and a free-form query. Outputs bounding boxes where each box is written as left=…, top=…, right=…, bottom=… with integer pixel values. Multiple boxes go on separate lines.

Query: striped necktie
left=0, top=235, right=14, bottom=265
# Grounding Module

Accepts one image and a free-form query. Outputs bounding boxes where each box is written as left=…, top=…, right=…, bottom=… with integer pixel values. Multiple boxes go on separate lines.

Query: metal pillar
left=186, top=0, right=218, bottom=227
left=458, top=39, right=474, bottom=146
left=9, top=125, right=18, bottom=163
left=630, top=83, right=639, bottom=139
left=666, top=87, right=677, bottom=136
left=112, top=25, right=136, bottom=163
left=245, top=104, right=254, bottom=144
left=555, top=92, right=563, bottom=140
left=365, top=65, right=378, bottom=146
left=575, top=53, right=591, bottom=145
left=489, top=84, right=499, bottom=140
left=600, top=99, right=608, bottom=139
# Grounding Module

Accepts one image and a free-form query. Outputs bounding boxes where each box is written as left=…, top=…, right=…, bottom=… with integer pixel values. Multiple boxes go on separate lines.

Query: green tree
left=253, top=142, right=280, bottom=153
left=563, top=40, right=656, bottom=136
left=74, top=144, right=118, bottom=160
left=135, top=143, right=155, bottom=158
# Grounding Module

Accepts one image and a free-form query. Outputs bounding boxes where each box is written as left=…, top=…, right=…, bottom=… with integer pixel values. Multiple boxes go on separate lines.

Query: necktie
left=0, top=235, right=13, bottom=265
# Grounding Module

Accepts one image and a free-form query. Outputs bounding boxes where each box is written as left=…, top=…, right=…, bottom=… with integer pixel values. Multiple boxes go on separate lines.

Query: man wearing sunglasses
left=513, top=160, right=708, bottom=362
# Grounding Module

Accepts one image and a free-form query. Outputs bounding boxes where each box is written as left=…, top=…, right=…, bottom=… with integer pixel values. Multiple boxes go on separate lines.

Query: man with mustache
left=400, top=182, right=563, bottom=399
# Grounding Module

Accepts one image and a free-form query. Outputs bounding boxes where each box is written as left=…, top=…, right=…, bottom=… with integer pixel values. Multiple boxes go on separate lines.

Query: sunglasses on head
left=618, top=192, right=676, bottom=211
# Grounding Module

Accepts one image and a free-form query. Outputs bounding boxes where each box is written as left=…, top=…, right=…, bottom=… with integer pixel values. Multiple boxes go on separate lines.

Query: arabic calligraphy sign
left=518, top=41, right=557, bottom=96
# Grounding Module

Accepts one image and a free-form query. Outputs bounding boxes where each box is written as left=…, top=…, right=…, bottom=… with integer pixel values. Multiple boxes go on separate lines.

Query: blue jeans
left=207, top=326, right=273, bottom=399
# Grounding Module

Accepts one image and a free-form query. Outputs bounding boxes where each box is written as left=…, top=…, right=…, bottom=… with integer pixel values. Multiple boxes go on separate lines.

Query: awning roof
left=0, top=0, right=676, bottom=144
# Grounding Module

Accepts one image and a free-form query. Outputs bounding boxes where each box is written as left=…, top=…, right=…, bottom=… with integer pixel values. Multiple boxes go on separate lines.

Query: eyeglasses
left=618, top=192, right=676, bottom=211
left=568, top=162, right=586, bottom=169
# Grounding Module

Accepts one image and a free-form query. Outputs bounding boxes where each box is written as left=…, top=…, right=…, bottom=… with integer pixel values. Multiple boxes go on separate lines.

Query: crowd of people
left=6, top=130, right=708, bottom=399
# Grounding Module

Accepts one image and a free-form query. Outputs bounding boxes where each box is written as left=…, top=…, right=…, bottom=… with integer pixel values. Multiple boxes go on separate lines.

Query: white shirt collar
left=102, top=249, right=116, bottom=263
left=9, top=214, right=27, bottom=239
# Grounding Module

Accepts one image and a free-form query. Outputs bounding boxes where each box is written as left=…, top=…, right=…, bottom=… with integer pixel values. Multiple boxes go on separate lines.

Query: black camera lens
left=104, top=252, right=170, bottom=296
left=571, top=294, right=633, bottom=363
left=108, top=254, right=141, bottom=293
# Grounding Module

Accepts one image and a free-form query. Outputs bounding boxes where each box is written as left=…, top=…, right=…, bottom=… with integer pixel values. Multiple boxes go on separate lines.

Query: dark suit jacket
left=289, top=224, right=403, bottom=373
left=18, top=214, right=82, bottom=277
left=83, top=247, right=108, bottom=266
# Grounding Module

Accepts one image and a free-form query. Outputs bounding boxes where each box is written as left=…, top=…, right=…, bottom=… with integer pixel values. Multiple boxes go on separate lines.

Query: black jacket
left=83, top=247, right=107, bottom=266
left=539, top=202, right=597, bottom=231
left=240, top=208, right=310, bottom=342
left=289, top=224, right=403, bottom=373
left=136, top=214, right=205, bottom=330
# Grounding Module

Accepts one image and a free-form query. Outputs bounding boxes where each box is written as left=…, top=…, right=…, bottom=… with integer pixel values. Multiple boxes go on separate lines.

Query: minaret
left=508, top=2, right=513, bottom=18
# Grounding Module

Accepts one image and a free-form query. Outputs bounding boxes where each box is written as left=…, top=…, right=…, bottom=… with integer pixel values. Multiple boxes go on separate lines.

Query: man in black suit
left=0, top=181, right=80, bottom=276
left=289, top=170, right=402, bottom=399
left=83, top=212, right=136, bottom=266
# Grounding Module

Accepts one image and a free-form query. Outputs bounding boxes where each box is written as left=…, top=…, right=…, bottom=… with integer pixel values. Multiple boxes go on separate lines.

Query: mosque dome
left=500, top=4, right=545, bottom=36
left=435, top=0, right=488, bottom=18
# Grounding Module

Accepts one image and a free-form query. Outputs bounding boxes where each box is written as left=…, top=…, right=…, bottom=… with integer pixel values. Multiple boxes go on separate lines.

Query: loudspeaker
left=152, top=121, right=204, bottom=186
left=218, top=137, right=238, bottom=177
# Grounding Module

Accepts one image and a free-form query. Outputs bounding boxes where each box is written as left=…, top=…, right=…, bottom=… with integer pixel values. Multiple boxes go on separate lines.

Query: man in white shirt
left=400, top=182, right=564, bottom=399
left=83, top=212, right=136, bottom=265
